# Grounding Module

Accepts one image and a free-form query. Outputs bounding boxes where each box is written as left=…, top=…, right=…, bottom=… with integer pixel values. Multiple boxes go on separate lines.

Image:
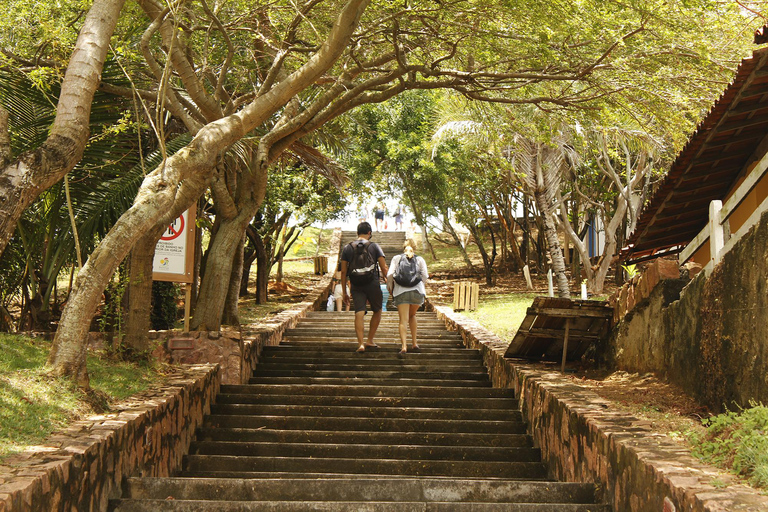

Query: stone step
left=118, top=477, right=601, bottom=504
left=209, top=403, right=520, bottom=422
left=215, top=393, right=517, bottom=409
left=220, top=384, right=514, bottom=398
left=182, top=454, right=549, bottom=479
left=262, top=345, right=470, bottom=353
left=278, top=339, right=465, bottom=348
left=194, top=428, right=531, bottom=447
left=110, top=309, right=609, bottom=512
left=111, top=500, right=610, bottom=511
left=256, top=358, right=483, bottom=368
left=247, top=376, right=492, bottom=387
left=188, top=441, right=540, bottom=462
left=258, top=351, right=481, bottom=361
left=251, top=369, right=488, bottom=380
left=203, top=414, right=528, bottom=434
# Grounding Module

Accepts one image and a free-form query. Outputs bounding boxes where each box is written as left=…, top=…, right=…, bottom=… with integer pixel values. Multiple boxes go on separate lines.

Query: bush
left=151, top=281, right=179, bottom=330
left=688, top=402, right=768, bottom=488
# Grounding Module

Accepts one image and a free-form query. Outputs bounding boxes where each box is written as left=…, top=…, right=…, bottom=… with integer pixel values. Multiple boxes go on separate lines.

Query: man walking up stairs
left=110, top=310, right=609, bottom=510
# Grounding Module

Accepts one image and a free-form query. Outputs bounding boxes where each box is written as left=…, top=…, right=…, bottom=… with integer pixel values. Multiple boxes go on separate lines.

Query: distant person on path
left=341, top=222, right=389, bottom=352
left=394, top=206, right=404, bottom=231
left=387, top=238, right=428, bottom=355
left=374, top=203, right=386, bottom=231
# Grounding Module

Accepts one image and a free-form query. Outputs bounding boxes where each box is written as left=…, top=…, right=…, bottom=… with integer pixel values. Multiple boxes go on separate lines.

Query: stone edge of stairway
left=427, top=302, right=768, bottom=512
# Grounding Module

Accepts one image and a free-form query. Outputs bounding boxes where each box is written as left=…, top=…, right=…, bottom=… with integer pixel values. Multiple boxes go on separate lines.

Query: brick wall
left=0, top=365, right=219, bottom=512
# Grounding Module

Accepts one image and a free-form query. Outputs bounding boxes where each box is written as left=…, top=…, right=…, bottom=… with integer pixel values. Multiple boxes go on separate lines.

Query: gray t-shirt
left=341, top=239, right=385, bottom=284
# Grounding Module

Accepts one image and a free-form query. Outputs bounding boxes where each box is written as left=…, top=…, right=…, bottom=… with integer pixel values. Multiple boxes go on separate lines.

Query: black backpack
left=347, top=240, right=377, bottom=286
left=394, top=254, right=422, bottom=287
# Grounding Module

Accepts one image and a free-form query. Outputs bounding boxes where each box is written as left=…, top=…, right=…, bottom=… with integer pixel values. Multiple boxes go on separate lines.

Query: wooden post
left=313, top=256, right=328, bottom=274
left=453, top=281, right=479, bottom=311
left=547, top=269, right=554, bottom=297
left=560, top=318, right=571, bottom=374
left=709, top=200, right=724, bottom=265
left=183, top=284, right=192, bottom=332
left=523, top=265, right=533, bottom=290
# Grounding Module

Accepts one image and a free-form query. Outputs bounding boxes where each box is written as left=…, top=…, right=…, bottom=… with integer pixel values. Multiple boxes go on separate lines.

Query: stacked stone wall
left=606, top=211, right=768, bottom=411
left=0, top=365, right=218, bottom=512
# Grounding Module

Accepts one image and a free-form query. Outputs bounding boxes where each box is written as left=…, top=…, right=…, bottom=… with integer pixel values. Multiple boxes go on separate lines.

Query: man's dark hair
left=357, top=222, right=372, bottom=235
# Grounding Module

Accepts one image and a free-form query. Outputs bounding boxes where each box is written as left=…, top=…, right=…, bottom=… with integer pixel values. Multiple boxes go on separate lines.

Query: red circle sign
left=160, top=215, right=185, bottom=241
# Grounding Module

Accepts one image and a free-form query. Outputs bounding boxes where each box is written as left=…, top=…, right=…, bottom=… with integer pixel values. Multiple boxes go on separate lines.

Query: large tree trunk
left=48, top=170, right=209, bottom=386
left=192, top=208, right=254, bottom=331
left=123, top=227, right=164, bottom=355
left=0, top=0, right=127, bottom=257
left=534, top=188, right=569, bottom=298
left=45, top=0, right=374, bottom=383
left=468, top=223, right=495, bottom=285
left=440, top=210, right=473, bottom=270
left=254, top=235, right=270, bottom=304
left=222, top=233, right=245, bottom=326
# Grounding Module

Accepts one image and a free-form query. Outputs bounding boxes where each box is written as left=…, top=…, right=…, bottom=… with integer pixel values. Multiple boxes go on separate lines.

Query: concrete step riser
left=247, top=377, right=492, bottom=387
left=259, top=353, right=481, bottom=361
left=111, top=500, right=610, bottom=511
left=182, top=455, right=549, bottom=479
left=221, top=384, right=513, bottom=398
left=215, top=394, right=519, bottom=410
left=204, top=415, right=529, bottom=434
left=120, top=477, right=598, bottom=504
left=251, top=370, right=488, bottom=380
left=194, top=428, right=532, bottom=447
left=189, top=441, right=541, bottom=462
left=209, top=404, right=521, bottom=422
left=262, top=347, right=472, bottom=354
left=255, top=362, right=484, bottom=370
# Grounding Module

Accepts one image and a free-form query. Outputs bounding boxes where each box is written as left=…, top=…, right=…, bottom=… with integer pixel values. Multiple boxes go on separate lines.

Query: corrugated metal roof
left=622, top=47, right=768, bottom=262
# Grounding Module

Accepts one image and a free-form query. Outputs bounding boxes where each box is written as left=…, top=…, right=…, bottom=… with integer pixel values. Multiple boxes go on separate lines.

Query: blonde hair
left=403, top=238, right=418, bottom=251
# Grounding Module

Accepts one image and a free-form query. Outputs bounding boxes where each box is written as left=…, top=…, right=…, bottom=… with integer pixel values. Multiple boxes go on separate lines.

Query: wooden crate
left=453, top=281, right=479, bottom=311
left=313, top=256, right=328, bottom=275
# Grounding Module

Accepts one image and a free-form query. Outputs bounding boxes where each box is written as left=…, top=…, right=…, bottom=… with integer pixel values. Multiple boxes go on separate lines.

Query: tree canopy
left=0, top=0, right=763, bottom=383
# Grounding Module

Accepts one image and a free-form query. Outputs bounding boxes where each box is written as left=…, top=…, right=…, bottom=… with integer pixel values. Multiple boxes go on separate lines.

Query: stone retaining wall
left=0, top=364, right=219, bottom=512
left=606, top=210, right=768, bottom=412
left=428, top=303, right=768, bottom=512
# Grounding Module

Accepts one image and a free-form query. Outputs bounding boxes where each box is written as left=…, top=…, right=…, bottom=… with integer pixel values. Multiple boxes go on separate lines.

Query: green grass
left=0, top=333, right=166, bottom=460
left=284, top=227, right=335, bottom=258
left=462, top=293, right=537, bottom=342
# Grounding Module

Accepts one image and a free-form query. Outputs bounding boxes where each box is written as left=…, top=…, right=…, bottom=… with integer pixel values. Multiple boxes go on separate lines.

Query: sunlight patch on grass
left=463, top=293, right=537, bottom=342
left=0, top=333, right=166, bottom=460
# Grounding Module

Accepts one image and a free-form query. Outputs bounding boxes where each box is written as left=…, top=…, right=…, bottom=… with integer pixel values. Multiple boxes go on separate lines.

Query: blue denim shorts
left=393, top=290, right=425, bottom=306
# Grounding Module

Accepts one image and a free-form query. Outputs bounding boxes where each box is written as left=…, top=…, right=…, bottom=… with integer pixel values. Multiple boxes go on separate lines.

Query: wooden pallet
left=503, top=296, right=613, bottom=372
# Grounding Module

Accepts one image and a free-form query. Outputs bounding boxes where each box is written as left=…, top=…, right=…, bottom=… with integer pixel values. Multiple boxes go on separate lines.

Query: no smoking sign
left=161, top=215, right=185, bottom=241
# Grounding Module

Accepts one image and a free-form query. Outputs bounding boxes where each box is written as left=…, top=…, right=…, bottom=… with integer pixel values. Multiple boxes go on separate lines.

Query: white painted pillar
left=709, top=200, right=724, bottom=265
left=547, top=269, right=554, bottom=297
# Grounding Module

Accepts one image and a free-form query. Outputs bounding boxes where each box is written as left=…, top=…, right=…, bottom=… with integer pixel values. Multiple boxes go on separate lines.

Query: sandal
left=410, top=345, right=421, bottom=352
left=355, top=345, right=366, bottom=353
left=364, top=343, right=380, bottom=349
left=398, top=348, right=407, bottom=356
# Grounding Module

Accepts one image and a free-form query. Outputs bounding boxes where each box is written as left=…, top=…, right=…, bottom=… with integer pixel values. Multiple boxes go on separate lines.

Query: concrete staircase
left=340, top=230, right=407, bottom=265
left=110, top=311, right=609, bottom=511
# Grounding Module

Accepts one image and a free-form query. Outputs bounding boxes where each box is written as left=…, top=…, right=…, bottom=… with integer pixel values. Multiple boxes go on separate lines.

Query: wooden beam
left=518, top=328, right=602, bottom=340
left=525, top=307, right=612, bottom=319
left=561, top=319, right=571, bottom=374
